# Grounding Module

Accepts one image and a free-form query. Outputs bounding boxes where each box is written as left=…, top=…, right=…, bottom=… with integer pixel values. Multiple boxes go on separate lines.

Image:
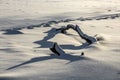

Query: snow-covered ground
left=0, top=0, right=120, bottom=80
left=0, top=0, right=120, bottom=30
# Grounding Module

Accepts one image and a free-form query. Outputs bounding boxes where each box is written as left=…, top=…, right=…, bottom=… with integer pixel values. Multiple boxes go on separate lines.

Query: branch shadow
left=34, top=28, right=91, bottom=50
left=7, top=52, right=92, bottom=70
left=6, top=28, right=93, bottom=70
left=34, top=28, right=59, bottom=48
left=60, top=42, right=91, bottom=50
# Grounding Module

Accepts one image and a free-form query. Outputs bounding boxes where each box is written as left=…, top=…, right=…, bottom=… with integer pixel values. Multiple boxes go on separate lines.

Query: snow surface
left=0, top=0, right=120, bottom=80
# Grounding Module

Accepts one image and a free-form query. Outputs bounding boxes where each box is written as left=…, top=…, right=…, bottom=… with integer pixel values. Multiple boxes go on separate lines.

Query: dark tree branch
left=57, top=24, right=97, bottom=44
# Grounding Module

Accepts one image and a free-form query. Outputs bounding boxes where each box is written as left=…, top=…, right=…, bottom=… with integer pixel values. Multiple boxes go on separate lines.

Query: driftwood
left=50, top=24, right=97, bottom=56
left=57, top=24, right=97, bottom=44
left=50, top=42, right=65, bottom=56
left=50, top=42, right=85, bottom=56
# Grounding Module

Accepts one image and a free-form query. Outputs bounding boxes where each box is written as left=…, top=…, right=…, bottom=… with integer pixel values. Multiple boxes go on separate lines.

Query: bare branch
left=57, top=24, right=97, bottom=44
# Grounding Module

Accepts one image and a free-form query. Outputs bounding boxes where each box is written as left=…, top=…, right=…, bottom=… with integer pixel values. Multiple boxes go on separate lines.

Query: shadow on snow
left=34, top=28, right=91, bottom=50
left=7, top=52, right=92, bottom=70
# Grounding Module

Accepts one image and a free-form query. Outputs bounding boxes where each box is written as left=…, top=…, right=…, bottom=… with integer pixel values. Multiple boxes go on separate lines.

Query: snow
left=0, top=0, right=120, bottom=80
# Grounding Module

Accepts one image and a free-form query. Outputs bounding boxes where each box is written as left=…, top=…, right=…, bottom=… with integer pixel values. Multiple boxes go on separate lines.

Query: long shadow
left=58, top=33, right=91, bottom=50
left=34, top=28, right=60, bottom=48
left=7, top=52, right=92, bottom=70
left=34, top=28, right=91, bottom=50
left=60, top=42, right=91, bottom=50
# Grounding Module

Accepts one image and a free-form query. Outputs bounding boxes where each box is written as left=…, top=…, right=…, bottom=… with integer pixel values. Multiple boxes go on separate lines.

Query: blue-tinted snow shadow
left=34, top=28, right=59, bottom=48
left=34, top=28, right=91, bottom=50
left=6, top=52, right=92, bottom=70
left=3, top=29, right=23, bottom=35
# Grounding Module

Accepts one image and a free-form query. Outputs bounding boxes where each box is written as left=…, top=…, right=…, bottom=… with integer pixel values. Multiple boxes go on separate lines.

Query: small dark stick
left=81, top=52, right=84, bottom=56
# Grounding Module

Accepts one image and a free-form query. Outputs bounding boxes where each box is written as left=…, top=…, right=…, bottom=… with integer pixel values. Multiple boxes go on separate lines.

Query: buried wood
left=50, top=42, right=65, bottom=56
left=81, top=52, right=84, bottom=56
left=56, top=24, right=97, bottom=44
left=51, top=24, right=97, bottom=56
left=50, top=42, right=86, bottom=56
